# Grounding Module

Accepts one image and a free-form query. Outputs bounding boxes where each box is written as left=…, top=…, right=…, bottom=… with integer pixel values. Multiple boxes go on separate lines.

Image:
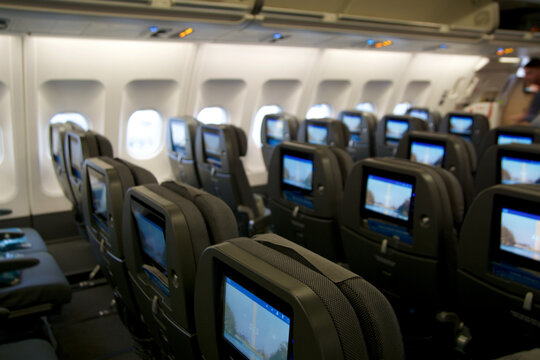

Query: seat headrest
left=232, top=126, right=247, bottom=156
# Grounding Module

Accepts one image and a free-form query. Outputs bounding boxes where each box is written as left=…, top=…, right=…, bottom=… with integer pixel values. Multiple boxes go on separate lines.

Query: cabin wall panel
left=25, top=36, right=196, bottom=215
left=0, top=36, right=29, bottom=219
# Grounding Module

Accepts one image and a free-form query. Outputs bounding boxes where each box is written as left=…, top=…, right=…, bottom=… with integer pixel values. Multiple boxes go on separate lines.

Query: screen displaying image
left=500, top=156, right=540, bottom=185
left=410, top=141, right=445, bottom=167
left=203, top=131, right=221, bottom=156
left=497, top=134, right=533, bottom=145
left=171, top=121, right=186, bottom=150
left=266, top=118, right=285, bottom=143
left=385, top=119, right=409, bottom=143
left=133, top=208, right=167, bottom=272
left=364, top=174, right=414, bottom=221
left=449, top=115, right=473, bottom=135
left=88, top=168, right=107, bottom=223
left=307, top=124, right=328, bottom=145
left=500, top=208, right=540, bottom=262
left=342, top=114, right=362, bottom=133
left=223, top=277, right=290, bottom=360
left=69, top=136, right=83, bottom=179
left=408, top=109, right=429, bottom=121
left=282, top=154, right=313, bottom=191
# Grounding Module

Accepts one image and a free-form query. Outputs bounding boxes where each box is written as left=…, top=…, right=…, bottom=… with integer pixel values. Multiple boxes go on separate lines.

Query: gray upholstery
left=0, top=251, right=71, bottom=310
left=0, top=339, right=57, bottom=360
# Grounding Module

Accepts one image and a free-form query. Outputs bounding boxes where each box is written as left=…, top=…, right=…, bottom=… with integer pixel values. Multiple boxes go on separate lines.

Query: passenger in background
left=512, top=58, right=540, bottom=126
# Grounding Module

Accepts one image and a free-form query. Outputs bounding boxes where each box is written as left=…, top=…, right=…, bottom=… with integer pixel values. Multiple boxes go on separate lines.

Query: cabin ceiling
left=0, top=0, right=538, bottom=58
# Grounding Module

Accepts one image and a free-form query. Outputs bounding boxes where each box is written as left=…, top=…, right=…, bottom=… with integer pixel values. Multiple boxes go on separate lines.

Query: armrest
left=249, top=207, right=273, bottom=235
left=0, top=256, right=40, bottom=273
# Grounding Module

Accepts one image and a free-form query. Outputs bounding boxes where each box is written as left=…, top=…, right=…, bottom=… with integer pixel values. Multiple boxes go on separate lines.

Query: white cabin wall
left=0, top=35, right=29, bottom=220
left=24, top=36, right=196, bottom=215
left=188, top=44, right=319, bottom=185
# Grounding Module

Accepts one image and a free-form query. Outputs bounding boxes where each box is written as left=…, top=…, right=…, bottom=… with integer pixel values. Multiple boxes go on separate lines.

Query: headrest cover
left=232, top=126, right=247, bottom=156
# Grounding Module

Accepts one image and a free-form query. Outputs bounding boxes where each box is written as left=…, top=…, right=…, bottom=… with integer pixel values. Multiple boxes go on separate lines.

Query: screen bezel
left=407, top=138, right=447, bottom=167
left=87, top=167, right=108, bottom=231
left=384, top=118, right=409, bottom=145
left=490, top=195, right=540, bottom=275
left=407, top=109, right=429, bottom=121
left=306, top=123, right=329, bottom=145
left=360, top=167, right=416, bottom=229
left=496, top=149, right=540, bottom=185
left=280, top=149, right=314, bottom=196
left=496, top=131, right=534, bottom=146
left=448, top=115, right=474, bottom=136
left=202, top=128, right=222, bottom=167
left=131, top=198, right=168, bottom=275
left=170, top=119, right=187, bottom=153
left=51, top=127, right=62, bottom=162
left=218, top=263, right=294, bottom=360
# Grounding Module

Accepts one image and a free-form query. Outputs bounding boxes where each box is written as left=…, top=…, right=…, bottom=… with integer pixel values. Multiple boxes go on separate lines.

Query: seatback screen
left=223, top=276, right=291, bottom=360
left=342, top=114, right=362, bottom=133
left=410, top=141, right=445, bottom=167
left=500, top=156, right=540, bottom=185
left=69, top=136, right=83, bottom=180
left=449, top=115, right=473, bottom=136
left=265, top=117, right=285, bottom=147
left=88, top=168, right=107, bottom=226
left=307, top=124, right=328, bottom=145
left=408, top=109, right=429, bottom=121
left=170, top=120, right=186, bottom=151
left=282, top=154, right=313, bottom=192
left=132, top=202, right=167, bottom=273
left=385, top=119, right=409, bottom=144
left=364, top=174, right=414, bottom=221
left=500, top=208, right=540, bottom=263
left=497, top=134, right=533, bottom=145
left=203, top=130, right=222, bottom=166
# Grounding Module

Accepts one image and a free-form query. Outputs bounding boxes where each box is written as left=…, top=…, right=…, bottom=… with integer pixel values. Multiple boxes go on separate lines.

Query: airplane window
left=50, top=112, right=90, bottom=131
left=306, top=104, right=332, bottom=119
left=355, top=102, right=377, bottom=113
left=393, top=102, right=412, bottom=115
left=126, top=109, right=163, bottom=160
left=252, top=104, right=283, bottom=147
left=197, top=106, right=229, bottom=125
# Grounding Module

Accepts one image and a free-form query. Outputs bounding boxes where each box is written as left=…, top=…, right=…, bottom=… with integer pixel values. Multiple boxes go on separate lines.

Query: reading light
left=440, top=43, right=447, bottom=49
left=179, top=28, right=193, bottom=38
left=149, top=26, right=159, bottom=33
left=273, top=33, right=284, bottom=40
left=367, top=39, right=375, bottom=45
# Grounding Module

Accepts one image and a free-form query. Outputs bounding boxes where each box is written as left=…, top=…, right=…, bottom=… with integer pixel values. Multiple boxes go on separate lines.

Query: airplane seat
left=375, top=115, right=429, bottom=157
left=0, top=250, right=71, bottom=320
left=297, top=118, right=350, bottom=149
left=329, top=146, right=354, bottom=187
left=0, top=227, right=48, bottom=254
left=260, top=112, right=299, bottom=171
left=439, top=111, right=490, bottom=160
left=477, top=125, right=540, bottom=160
left=340, top=158, right=464, bottom=347
left=474, top=143, right=540, bottom=196
left=122, top=181, right=238, bottom=360
left=81, top=156, right=157, bottom=339
left=194, top=233, right=405, bottom=360
left=195, top=124, right=270, bottom=236
left=395, top=131, right=476, bottom=208
left=267, top=141, right=352, bottom=262
left=337, top=110, right=378, bottom=162
left=166, top=116, right=202, bottom=188
left=64, top=129, right=114, bottom=222
left=457, top=184, right=540, bottom=358
left=0, top=339, right=58, bottom=360
left=406, top=107, right=442, bottom=132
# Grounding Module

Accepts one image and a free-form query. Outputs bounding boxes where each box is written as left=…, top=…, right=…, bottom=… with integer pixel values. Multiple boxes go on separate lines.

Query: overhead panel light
left=178, top=27, right=193, bottom=38
left=498, top=57, right=521, bottom=64
left=496, top=47, right=514, bottom=56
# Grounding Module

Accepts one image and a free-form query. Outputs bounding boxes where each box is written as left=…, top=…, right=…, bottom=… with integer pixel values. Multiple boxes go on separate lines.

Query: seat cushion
left=0, top=252, right=71, bottom=310
left=0, top=339, right=57, bottom=360
left=0, top=228, right=48, bottom=254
